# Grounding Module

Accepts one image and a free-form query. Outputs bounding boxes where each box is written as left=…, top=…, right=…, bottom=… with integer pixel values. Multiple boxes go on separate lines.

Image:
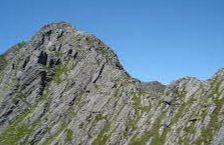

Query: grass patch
left=99, top=47, right=108, bottom=57
left=17, top=41, right=27, bottom=48
left=65, top=129, right=73, bottom=142
left=95, top=113, right=106, bottom=121
left=53, top=63, right=69, bottom=84
left=0, top=107, right=35, bottom=144
left=41, top=122, right=68, bottom=145
left=127, top=92, right=146, bottom=132
left=193, top=78, right=223, bottom=144
left=92, top=123, right=111, bottom=145
left=150, top=115, right=164, bottom=145
left=0, top=54, right=7, bottom=71
left=129, top=131, right=149, bottom=145
left=132, top=93, right=142, bottom=118
left=0, top=94, right=51, bottom=145
left=194, top=99, right=223, bottom=144
left=184, top=125, right=195, bottom=134
left=0, top=112, right=31, bottom=144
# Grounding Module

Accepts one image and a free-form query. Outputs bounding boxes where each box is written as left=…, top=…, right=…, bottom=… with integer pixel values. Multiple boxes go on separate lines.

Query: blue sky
left=0, top=0, right=224, bottom=84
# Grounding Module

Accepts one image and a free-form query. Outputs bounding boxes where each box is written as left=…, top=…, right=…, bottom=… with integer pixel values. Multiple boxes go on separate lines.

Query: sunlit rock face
left=0, top=22, right=223, bottom=145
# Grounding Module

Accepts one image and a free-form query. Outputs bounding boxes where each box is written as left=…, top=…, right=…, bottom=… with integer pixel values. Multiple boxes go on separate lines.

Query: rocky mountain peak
left=212, top=68, right=224, bottom=79
left=39, top=22, right=75, bottom=32
left=28, top=22, right=124, bottom=71
left=0, top=22, right=224, bottom=145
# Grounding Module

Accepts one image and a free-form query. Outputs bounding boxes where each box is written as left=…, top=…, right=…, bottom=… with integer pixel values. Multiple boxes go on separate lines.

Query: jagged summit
left=213, top=68, right=224, bottom=78
left=0, top=22, right=224, bottom=145
left=39, top=22, right=75, bottom=32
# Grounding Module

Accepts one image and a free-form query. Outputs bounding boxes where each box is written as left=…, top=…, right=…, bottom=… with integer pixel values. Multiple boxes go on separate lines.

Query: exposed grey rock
left=0, top=22, right=223, bottom=145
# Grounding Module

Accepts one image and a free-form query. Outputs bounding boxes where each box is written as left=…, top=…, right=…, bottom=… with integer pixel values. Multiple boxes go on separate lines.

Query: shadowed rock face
left=0, top=22, right=223, bottom=145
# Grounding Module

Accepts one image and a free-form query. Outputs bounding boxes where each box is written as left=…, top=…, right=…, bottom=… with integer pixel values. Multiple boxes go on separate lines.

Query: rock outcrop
left=0, top=22, right=223, bottom=145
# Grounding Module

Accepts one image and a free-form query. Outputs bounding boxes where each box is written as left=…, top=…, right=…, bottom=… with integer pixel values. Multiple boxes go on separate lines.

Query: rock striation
left=0, top=22, right=224, bottom=145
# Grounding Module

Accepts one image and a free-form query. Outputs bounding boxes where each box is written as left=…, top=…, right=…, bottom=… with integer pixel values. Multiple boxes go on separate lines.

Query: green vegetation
left=129, top=131, right=149, bottom=145
left=65, top=129, right=73, bottom=142
left=130, top=111, right=167, bottom=145
left=99, top=47, right=108, bottom=57
left=146, top=89, right=193, bottom=145
left=127, top=92, right=148, bottom=132
left=0, top=93, right=52, bottom=145
left=85, top=36, right=109, bottom=58
left=55, top=51, right=64, bottom=57
left=86, top=36, right=96, bottom=45
left=92, top=123, right=111, bottom=145
left=132, top=93, right=142, bottom=118
left=0, top=41, right=27, bottom=72
left=194, top=98, right=223, bottom=144
left=129, top=92, right=157, bottom=144
left=95, top=113, right=107, bottom=121
left=193, top=78, right=224, bottom=145
left=53, top=63, right=69, bottom=84
left=0, top=104, right=41, bottom=145
left=42, top=122, right=68, bottom=145
left=184, top=125, right=195, bottom=134
left=0, top=54, right=7, bottom=71
left=0, top=109, right=31, bottom=144
left=85, top=35, right=108, bottom=57
left=149, top=100, right=189, bottom=145
left=171, top=104, right=185, bottom=124
left=17, top=41, right=27, bottom=48
left=150, top=112, right=166, bottom=145
left=132, top=92, right=151, bottom=115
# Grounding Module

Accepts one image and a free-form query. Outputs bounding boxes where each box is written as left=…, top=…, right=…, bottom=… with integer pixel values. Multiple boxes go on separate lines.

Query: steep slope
left=0, top=22, right=223, bottom=145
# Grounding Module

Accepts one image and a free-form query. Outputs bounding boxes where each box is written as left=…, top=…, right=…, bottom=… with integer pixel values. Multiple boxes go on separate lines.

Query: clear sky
left=0, top=0, right=224, bottom=84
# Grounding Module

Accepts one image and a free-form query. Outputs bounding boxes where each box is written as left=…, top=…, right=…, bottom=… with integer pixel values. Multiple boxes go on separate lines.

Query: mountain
left=0, top=22, right=223, bottom=145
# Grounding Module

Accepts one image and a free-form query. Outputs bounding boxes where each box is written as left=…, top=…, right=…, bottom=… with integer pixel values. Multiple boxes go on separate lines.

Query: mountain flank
left=0, top=22, right=224, bottom=145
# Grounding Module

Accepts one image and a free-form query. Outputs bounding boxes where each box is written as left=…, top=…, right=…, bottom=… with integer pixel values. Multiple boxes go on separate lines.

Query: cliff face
left=0, top=22, right=223, bottom=145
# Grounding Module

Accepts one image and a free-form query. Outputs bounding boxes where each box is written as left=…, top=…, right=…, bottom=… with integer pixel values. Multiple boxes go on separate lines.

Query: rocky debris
left=0, top=22, right=223, bottom=145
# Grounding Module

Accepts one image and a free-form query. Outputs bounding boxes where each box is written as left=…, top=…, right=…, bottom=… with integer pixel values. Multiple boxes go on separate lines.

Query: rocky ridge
left=0, top=22, right=223, bottom=145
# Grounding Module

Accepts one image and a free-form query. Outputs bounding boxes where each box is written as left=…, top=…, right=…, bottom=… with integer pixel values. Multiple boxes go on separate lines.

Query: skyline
left=0, top=0, right=224, bottom=84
